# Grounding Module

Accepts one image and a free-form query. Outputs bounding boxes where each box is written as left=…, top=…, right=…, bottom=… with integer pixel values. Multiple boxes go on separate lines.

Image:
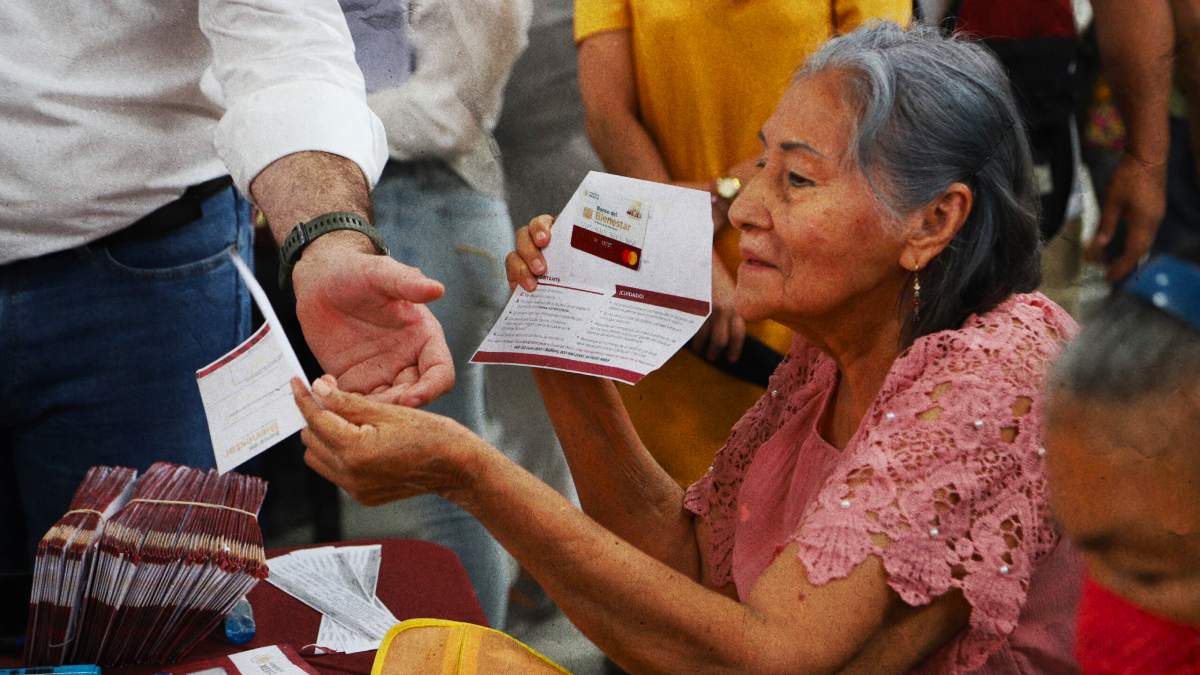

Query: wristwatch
left=714, top=176, right=742, bottom=201
left=277, top=211, right=389, bottom=290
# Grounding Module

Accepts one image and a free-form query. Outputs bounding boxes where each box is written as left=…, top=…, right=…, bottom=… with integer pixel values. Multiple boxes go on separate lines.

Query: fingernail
left=531, top=259, right=545, bottom=274
left=535, top=231, right=548, bottom=245
left=313, top=378, right=331, bottom=396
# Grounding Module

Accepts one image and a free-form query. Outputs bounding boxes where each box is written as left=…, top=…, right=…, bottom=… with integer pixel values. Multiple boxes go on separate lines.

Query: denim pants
left=0, top=186, right=253, bottom=572
left=340, top=160, right=535, bottom=628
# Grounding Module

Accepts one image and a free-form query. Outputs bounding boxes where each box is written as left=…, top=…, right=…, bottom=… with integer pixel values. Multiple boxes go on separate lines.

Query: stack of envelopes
left=24, top=462, right=268, bottom=667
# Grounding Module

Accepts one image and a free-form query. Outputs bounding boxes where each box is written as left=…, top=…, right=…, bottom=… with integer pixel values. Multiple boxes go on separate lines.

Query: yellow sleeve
left=834, top=0, right=912, bottom=34
left=574, top=0, right=630, bottom=43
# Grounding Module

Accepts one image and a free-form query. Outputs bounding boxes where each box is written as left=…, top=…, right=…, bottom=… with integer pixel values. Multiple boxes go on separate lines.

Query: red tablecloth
left=3, top=539, right=486, bottom=675
left=176, top=538, right=487, bottom=674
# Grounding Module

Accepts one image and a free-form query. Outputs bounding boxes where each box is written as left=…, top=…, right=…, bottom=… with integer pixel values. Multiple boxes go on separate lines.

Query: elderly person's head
left=1045, top=249, right=1200, bottom=627
left=731, top=22, right=1040, bottom=345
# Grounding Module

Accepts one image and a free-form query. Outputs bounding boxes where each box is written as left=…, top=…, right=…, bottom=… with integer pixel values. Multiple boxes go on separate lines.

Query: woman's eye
left=788, top=172, right=813, bottom=188
left=1129, top=570, right=1167, bottom=587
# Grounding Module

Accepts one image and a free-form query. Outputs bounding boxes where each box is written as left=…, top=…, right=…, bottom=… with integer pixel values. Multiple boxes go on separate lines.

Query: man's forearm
left=1093, top=0, right=1175, bottom=165
left=250, top=150, right=374, bottom=246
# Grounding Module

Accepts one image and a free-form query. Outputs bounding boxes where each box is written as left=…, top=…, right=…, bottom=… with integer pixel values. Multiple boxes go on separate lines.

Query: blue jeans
left=340, top=161, right=518, bottom=627
left=0, top=185, right=253, bottom=572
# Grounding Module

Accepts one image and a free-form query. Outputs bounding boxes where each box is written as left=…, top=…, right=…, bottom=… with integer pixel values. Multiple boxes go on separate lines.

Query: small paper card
left=471, top=171, right=712, bottom=384
left=572, top=186, right=651, bottom=270
left=196, top=253, right=308, bottom=473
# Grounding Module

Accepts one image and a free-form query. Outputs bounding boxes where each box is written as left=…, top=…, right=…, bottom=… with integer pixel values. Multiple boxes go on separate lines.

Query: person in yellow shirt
left=575, top=0, right=911, bottom=485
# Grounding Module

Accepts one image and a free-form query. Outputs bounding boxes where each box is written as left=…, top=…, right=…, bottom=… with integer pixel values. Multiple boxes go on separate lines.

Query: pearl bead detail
left=999, top=565, right=1010, bottom=575
left=839, top=499, right=851, bottom=509
left=1155, top=272, right=1170, bottom=287
left=771, top=389, right=779, bottom=398
left=973, top=419, right=985, bottom=430
left=1037, top=447, right=1046, bottom=457
left=1153, top=291, right=1169, bottom=308
left=929, top=527, right=940, bottom=538
left=884, top=411, right=897, bottom=422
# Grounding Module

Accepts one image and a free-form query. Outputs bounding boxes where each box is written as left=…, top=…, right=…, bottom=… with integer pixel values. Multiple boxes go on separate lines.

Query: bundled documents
left=24, top=463, right=268, bottom=667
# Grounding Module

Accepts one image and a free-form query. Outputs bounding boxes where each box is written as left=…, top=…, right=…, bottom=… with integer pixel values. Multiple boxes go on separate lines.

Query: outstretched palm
left=294, top=251, right=454, bottom=407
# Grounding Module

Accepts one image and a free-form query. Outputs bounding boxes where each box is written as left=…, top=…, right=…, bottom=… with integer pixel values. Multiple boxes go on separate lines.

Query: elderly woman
left=1044, top=247, right=1200, bottom=672
left=292, top=24, right=1079, bottom=673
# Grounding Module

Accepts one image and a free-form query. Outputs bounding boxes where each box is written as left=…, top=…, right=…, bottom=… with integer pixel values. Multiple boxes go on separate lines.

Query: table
left=3, top=539, right=487, bottom=675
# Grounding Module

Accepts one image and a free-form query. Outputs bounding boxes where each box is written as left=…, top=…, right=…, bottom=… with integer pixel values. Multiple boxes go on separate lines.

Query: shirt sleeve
left=789, top=301, right=1073, bottom=671
left=367, top=0, right=532, bottom=162
left=199, top=0, right=389, bottom=198
left=574, top=0, right=630, bottom=43
left=834, top=0, right=913, bottom=33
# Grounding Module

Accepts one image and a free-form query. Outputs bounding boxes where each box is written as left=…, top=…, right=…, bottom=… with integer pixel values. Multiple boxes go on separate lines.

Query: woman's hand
left=290, top=376, right=488, bottom=506
left=506, top=214, right=554, bottom=292
left=689, top=256, right=745, bottom=363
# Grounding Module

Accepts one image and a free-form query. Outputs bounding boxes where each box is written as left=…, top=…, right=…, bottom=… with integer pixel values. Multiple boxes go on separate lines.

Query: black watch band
left=277, top=212, right=389, bottom=290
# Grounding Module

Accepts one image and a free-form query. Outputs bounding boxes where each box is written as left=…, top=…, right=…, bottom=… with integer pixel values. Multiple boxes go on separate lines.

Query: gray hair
left=797, top=22, right=1042, bottom=344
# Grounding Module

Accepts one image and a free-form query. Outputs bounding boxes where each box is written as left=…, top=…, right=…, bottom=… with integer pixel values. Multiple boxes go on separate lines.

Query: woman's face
left=729, top=70, right=910, bottom=327
left=1045, top=390, right=1200, bottom=627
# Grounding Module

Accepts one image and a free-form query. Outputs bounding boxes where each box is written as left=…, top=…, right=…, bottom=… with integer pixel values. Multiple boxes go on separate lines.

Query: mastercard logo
left=623, top=249, right=639, bottom=266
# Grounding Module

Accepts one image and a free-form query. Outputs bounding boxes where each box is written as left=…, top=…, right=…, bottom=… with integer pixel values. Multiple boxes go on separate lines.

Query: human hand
left=505, top=214, right=554, bottom=292
left=291, top=376, right=488, bottom=506
left=689, top=257, right=745, bottom=363
left=292, top=233, right=454, bottom=407
left=1087, top=151, right=1168, bottom=281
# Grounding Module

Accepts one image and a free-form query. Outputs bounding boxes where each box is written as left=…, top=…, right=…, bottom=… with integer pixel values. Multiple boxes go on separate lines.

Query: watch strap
left=277, top=211, right=388, bottom=289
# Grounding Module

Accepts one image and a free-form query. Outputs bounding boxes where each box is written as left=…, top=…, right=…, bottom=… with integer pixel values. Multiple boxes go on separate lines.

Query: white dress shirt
left=366, top=0, right=531, bottom=197
left=0, top=0, right=388, bottom=265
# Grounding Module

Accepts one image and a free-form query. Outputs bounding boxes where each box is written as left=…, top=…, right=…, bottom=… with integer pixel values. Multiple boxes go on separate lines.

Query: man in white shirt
left=0, top=1, right=453, bottom=571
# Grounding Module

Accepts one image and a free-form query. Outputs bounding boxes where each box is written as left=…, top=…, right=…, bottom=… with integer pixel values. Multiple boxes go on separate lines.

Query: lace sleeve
left=790, top=299, right=1074, bottom=671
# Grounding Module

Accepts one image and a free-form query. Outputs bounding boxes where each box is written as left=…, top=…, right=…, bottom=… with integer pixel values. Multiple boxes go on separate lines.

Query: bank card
left=572, top=187, right=650, bottom=270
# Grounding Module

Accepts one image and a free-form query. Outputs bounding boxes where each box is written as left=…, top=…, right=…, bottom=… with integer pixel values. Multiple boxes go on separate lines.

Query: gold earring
left=912, top=269, right=922, bottom=321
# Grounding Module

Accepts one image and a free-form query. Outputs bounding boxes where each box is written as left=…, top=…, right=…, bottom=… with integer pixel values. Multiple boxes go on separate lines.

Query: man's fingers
left=368, top=257, right=445, bottom=304
left=366, top=362, right=454, bottom=407
left=393, top=363, right=455, bottom=407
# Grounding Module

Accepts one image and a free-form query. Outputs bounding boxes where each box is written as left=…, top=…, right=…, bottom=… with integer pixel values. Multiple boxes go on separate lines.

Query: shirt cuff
left=214, top=79, right=389, bottom=199
left=574, top=0, right=630, bottom=43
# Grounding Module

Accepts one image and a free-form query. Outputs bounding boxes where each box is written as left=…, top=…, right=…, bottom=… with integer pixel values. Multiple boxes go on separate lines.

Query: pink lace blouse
left=684, top=293, right=1082, bottom=673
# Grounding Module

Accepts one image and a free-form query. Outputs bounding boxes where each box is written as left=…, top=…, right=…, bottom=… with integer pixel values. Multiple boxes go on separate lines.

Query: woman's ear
left=900, top=182, right=973, bottom=270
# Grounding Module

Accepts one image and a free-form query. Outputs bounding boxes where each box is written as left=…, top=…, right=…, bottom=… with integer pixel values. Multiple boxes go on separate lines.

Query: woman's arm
left=292, top=380, right=968, bottom=674
left=532, top=369, right=723, bottom=584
